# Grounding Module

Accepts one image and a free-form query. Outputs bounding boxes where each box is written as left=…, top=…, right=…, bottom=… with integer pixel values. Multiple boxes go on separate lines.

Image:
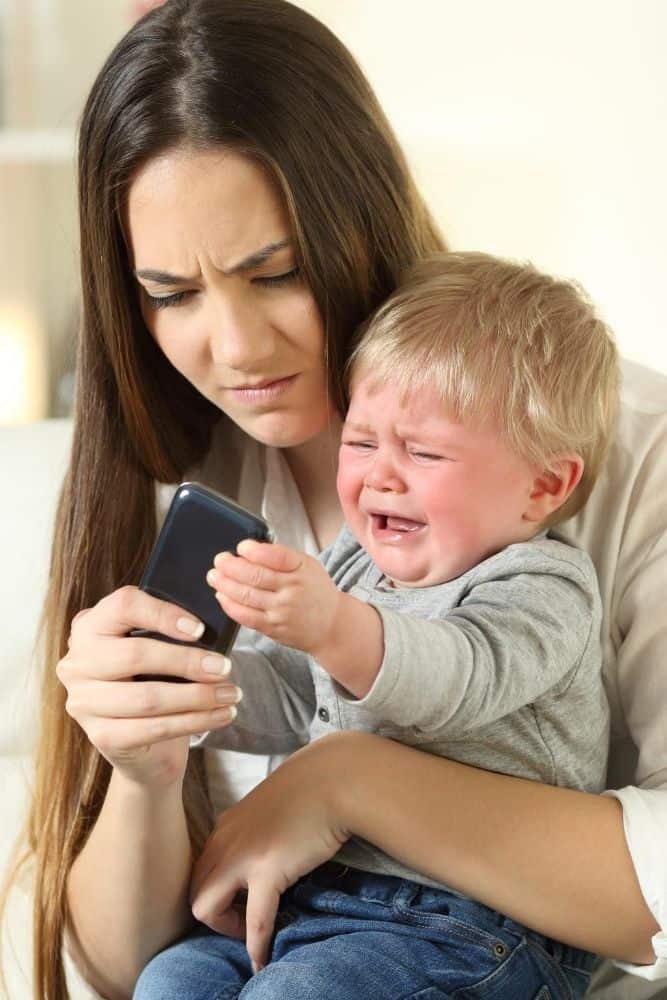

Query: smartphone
left=131, top=482, right=273, bottom=678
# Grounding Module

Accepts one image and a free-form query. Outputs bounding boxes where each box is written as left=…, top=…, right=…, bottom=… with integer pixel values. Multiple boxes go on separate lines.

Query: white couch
left=0, top=420, right=87, bottom=997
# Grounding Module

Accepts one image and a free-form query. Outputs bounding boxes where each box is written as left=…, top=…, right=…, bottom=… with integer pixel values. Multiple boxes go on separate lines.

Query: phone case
left=131, top=482, right=273, bottom=677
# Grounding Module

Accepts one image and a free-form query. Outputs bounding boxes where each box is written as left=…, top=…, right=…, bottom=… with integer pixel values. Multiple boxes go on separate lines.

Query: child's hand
left=189, top=735, right=351, bottom=973
left=208, top=540, right=343, bottom=658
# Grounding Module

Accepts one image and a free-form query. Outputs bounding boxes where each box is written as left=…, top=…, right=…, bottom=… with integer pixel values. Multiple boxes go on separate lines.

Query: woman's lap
left=133, top=864, right=595, bottom=1000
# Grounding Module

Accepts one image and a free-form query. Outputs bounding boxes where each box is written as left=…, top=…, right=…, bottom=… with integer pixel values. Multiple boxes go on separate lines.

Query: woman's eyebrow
left=134, top=238, right=292, bottom=284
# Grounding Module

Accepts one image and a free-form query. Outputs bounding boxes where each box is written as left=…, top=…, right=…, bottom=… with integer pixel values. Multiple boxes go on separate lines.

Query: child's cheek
left=335, top=458, right=358, bottom=510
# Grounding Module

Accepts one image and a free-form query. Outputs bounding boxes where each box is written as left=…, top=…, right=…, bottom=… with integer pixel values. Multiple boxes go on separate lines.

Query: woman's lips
left=227, top=374, right=297, bottom=403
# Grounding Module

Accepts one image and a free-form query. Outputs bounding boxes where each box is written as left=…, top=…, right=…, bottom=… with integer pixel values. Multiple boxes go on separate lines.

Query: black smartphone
left=131, top=482, right=273, bottom=678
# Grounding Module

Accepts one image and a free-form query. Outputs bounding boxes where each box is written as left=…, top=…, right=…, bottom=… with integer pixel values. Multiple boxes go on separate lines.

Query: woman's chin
left=234, top=410, right=333, bottom=450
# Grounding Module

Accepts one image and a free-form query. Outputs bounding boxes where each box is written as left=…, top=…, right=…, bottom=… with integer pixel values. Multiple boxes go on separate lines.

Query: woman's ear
left=523, top=454, right=585, bottom=523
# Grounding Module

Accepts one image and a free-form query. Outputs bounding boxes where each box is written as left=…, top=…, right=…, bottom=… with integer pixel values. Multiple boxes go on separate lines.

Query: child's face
left=337, top=375, right=542, bottom=587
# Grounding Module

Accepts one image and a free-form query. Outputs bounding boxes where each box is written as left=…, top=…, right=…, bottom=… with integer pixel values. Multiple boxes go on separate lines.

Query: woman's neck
left=283, top=415, right=344, bottom=550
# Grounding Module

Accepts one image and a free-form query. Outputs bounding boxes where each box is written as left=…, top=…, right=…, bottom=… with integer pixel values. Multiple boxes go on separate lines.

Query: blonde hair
left=348, top=251, right=619, bottom=526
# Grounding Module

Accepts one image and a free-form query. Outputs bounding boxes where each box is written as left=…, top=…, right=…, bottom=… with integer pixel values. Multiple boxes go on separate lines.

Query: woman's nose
left=208, top=291, right=274, bottom=370
left=364, top=452, right=406, bottom=493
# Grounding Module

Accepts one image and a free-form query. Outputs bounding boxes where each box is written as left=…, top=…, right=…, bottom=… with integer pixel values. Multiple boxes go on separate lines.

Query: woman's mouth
left=227, top=375, right=297, bottom=403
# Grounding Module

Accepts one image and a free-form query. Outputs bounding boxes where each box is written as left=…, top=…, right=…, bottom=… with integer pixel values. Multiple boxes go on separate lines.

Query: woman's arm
left=58, top=587, right=240, bottom=998
left=66, top=765, right=193, bottom=1000
left=191, top=731, right=658, bottom=973
left=332, top=733, right=658, bottom=963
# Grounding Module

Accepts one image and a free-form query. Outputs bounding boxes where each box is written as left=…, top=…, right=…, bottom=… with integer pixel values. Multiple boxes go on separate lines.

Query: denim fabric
left=133, top=863, right=596, bottom=1000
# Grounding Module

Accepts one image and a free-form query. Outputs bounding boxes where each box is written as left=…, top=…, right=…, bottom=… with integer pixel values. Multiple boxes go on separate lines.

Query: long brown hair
left=3, top=1, right=444, bottom=996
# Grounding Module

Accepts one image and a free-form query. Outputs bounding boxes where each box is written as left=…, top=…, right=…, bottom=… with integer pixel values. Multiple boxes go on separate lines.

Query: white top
left=158, top=358, right=667, bottom=988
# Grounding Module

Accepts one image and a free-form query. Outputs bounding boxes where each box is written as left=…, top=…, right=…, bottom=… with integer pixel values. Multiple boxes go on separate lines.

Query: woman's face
left=126, top=148, right=330, bottom=448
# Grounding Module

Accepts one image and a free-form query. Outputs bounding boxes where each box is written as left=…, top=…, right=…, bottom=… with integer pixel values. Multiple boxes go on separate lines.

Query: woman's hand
left=190, top=734, right=352, bottom=973
left=57, top=585, right=242, bottom=787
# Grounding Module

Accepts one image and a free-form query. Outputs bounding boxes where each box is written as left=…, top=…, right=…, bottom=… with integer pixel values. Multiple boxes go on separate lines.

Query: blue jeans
left=134, top=863, right=596, bottom=999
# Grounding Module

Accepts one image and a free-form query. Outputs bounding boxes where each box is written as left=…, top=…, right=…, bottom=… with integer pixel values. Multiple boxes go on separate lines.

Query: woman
left=8, top=1, right=666, bottom=998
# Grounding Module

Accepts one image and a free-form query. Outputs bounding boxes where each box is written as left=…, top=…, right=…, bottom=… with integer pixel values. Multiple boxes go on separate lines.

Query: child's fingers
left=244, top=880, right=281, bottom=975
left=216, top=593, right=267, bottom=634
left=211, top=553, right=279, bottom=593
left=236, top=539, right=302, bottom=573
left=214, top=575, right=275, bottom=612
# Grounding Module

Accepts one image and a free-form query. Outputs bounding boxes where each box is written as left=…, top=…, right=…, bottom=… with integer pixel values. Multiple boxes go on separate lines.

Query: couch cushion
left=0, top=420, right=72, bottom=756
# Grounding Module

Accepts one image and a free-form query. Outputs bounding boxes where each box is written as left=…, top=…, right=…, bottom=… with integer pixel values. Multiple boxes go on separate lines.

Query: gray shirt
left=202, top=525, right=609, bottom=888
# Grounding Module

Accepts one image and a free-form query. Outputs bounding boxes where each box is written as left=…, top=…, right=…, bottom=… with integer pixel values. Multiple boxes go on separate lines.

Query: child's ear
left=523, top=454, right=585, bottom=523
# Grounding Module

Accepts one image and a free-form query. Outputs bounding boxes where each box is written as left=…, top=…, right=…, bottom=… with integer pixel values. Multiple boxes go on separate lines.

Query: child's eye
left=343, top=440, right=376, bottom=451
left=410, top=451, right=443, bottom=462
left=253, top=267, right=301, bottom=288
left=143, top=290, right=191, bottom=310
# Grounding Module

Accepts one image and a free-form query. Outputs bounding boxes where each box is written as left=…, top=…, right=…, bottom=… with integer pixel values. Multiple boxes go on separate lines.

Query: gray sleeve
left=348, top=566, right=598, bottom=739
left=199, top=634, right=316, bottom=754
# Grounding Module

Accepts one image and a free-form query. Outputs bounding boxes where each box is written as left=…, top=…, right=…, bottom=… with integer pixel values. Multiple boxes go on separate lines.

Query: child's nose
left=364, top=453, right=405, bottom=492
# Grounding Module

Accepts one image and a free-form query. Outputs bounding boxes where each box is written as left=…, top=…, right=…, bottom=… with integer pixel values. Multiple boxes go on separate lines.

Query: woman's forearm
left=66, top=768, right=194, bottom=999
left=331, top=732, right=658, bottom=964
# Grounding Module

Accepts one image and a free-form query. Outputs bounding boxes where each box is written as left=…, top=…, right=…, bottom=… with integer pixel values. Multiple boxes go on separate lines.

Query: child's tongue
left=385, top=515, right=422, bottom=532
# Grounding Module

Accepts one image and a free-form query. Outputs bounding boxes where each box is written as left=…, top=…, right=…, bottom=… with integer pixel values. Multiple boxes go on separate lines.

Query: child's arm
left=210, top=539, right=384, bottom=698
left=212, top=539, right=600, bottom=737
left=198, top=638, right=316, bottom=755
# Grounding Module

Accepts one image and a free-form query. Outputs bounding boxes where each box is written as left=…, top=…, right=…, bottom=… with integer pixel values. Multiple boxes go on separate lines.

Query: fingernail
left=177, top=617, right=205, bottom=638
left=206, top=569, right=219, bottom=587
left=202, top=654, right=231, bottom=676
left=212, top=705, right=237, bottom=723
left=215, top=685, right=243, bottom=704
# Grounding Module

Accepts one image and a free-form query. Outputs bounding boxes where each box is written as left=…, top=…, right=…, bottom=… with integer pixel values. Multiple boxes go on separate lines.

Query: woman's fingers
left=189, top=857, right=279, bottom=971
left=64, top=677, right=243, bottom=719
left=56, top=584, right=247, bottom=778
left=244, top=880, right=281, bottom=973
left=190, top=865, right=242, bottom=931
left=60, top=633, right=231, bottom=684
left=86, top=704, right=238, bottom=754
left=190, top=854, right=281, bottom=972
left=205, top=902, right=247, bottom=941
left=73, top=585, right=207, bottom=643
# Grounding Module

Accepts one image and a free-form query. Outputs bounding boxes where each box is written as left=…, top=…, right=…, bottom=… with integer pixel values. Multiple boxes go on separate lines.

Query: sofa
left=0, top=420, right=93, bottom=997
left=2, top=362, right=667, bottom=998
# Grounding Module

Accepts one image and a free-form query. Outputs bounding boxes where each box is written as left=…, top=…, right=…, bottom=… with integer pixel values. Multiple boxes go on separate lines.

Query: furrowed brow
left=134, top=239, right=292, bottom=285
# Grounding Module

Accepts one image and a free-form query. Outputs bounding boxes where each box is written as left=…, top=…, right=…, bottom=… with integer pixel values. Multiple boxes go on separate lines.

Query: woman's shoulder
left=558, top=358, right=667, bottom=608
left=561, top=360, right=666, bottom=552
left=618, top=356, right=667, bottom=417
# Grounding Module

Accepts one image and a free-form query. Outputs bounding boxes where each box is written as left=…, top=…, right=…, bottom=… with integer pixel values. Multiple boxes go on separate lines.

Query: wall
left=1, top=1, right=665, bottom=425
left=300, top=0, right=667, bottom=374
left=0, top=1, right=128, bottom=422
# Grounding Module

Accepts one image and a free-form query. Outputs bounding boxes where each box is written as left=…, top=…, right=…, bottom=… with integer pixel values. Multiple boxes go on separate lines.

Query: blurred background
left=1, top=0, right=665, bottom=426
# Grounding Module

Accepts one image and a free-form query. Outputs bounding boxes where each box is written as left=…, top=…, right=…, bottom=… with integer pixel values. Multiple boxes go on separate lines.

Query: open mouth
left=370, top=513, right=425, bottom=533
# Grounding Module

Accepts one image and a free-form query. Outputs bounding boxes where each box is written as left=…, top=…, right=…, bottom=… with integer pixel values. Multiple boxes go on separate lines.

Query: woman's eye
left=253, top=267, right=301, bottom=288
left=143, top=290, right=191, bottom=310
